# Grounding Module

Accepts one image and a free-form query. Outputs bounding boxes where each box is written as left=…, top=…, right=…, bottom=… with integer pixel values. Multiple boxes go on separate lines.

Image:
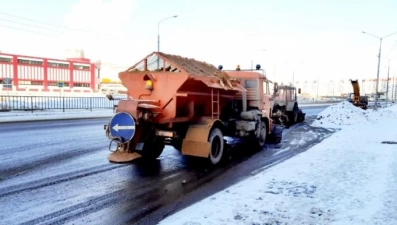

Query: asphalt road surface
left=0, top=105, right=333, bottom=225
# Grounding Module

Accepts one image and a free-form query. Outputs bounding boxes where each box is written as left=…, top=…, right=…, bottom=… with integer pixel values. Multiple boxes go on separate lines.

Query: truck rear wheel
left=289, top=105, right=298, bottom=124
left=298, top=110, right=305, bottom=122
left=139, top=137, right=165, bottom=160
left=208, top=127, right=224, bottom=165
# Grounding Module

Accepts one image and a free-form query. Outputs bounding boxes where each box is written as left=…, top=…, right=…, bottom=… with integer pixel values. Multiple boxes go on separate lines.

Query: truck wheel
left=208, top=127, right=224, bottom=165
left=171, top=139, right=182, bottom=151
left=256, top=121, right=267, bottom=149
left=140, top=138, right=165, bottom=160
left=289, top=106, right=298, bottom=124
left=298, top=110, right=305, bottom=122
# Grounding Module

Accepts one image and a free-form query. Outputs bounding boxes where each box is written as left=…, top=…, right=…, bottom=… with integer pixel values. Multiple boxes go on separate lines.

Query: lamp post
left=284, top=61, right=303, bottom=86
left=386, top=59, right=390, bottom=107
left=157, top=15, right=178, bottom=53
left=316, top=77, right=319, bottom=101
left=250, top=48, right=266, bottom=71
left=392, top=71, right=396, bottom=102
left=362, top=30, right=397, bottom=110
left=157, top=15, right=177, bottom=69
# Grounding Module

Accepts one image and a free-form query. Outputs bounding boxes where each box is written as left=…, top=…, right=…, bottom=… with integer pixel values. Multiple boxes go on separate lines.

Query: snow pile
left=312, top=101, right=397, bottom=129
left=311, top=101, right=370, bottom=128
left=374, top=103, right=397, bottom=120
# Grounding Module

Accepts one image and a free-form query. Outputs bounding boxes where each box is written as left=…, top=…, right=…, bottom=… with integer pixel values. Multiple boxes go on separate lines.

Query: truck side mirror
left=274, top=82, right=278, bottom=93
left=298, top=88, right=301, bottom=94
left=106, top=94, right=114, bottom=100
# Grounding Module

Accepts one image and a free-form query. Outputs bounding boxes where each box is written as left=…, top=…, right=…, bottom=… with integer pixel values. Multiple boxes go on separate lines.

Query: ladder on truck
left=211, top=88, right=220, bottom=120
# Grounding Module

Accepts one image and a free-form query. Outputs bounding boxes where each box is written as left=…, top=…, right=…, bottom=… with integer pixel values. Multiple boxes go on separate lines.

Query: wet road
left=300, top=104, right=330, bottom=116
left=0, top=105, right=332, bottom=225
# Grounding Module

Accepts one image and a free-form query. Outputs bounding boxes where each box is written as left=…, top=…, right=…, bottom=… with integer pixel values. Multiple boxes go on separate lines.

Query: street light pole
left=157, top=15, right=177, bottom=69
left=250, top=48, right=266, bottom=71
left=392, top=71, right=396, bottom=102
left=292, top=70, right=294, bottom=86
left=157, top=15, right=177, bottom=53
left=375, top=38, right=382, bottom=109
left=386, top=59, right=390, bottom=107
left=362, top=30, right=397, bottom=110
left=316, top=77, right=319, bottom=101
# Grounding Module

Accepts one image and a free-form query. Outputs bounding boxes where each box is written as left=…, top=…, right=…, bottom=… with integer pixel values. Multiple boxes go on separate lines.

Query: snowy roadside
left=0, top=109, right=114, bottom=123
left=158, top=101, right=397, bottom=225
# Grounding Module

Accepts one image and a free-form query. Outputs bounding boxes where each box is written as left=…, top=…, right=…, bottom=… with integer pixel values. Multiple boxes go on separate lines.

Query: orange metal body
left=106, top=52, right=278, bottom=163
left=116, top=52, right=245, bottom=125
left=349, top=79, right=368, bottom=109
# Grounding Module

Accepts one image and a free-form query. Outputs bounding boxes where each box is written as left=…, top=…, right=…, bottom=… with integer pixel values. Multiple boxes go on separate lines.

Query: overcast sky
left=1, top=0, right=397, bottom=82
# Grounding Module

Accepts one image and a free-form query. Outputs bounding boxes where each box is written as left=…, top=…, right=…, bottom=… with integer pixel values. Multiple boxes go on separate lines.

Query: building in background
left=0, top=52, right=97, bottom=95
left=294, top=77, right=397, bottom=102
left=361, top=78, right=397, bottom=100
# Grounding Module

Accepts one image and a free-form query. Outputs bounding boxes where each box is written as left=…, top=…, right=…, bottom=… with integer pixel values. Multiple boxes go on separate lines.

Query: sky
left=1, top=0, right=397, bottom=82
left=158, top=101, right=397, bottom=225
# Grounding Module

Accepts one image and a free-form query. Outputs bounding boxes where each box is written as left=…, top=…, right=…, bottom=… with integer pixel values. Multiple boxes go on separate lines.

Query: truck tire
left=140, top=137, right=165, bottom=160
left=289, top=105, right=298, bottom=124
left=256, top=121, right=267, bottom=149
left=208, top=127, right=224, bottom=165
left=171, top=140, right=182, bottom=151
left=298, top=110, right=305, bottom=122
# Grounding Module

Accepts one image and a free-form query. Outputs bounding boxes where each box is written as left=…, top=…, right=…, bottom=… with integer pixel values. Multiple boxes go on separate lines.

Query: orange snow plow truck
left=104, top=52, right=284, bottom=165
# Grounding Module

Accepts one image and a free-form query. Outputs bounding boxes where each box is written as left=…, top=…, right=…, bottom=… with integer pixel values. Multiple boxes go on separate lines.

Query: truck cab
left=223, top=64, right=273, bottom=118
left=221, top=64, right=281, bottom=142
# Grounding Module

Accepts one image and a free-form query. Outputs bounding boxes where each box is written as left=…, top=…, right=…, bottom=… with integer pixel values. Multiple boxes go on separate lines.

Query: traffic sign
left=57, top=81, right=64, bottom=88
left=3, top=78, right=12, bottom=88
left=109, top=112, right=136, bottom=143
left=3, top=78, right=12, bottom=84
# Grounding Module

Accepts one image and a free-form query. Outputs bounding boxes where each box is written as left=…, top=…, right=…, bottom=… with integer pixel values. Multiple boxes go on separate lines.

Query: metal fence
left=0, top=95, right=346, bottom=112
left=0, top=95, right=125, bottom=112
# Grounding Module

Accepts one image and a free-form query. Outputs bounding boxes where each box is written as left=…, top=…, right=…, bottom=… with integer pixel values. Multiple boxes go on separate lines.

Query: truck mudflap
left=108, top=151, right=142, bottom=163
left=181, top=124, right=212, bottom=158
left=268, top=125, right=284, bottom=144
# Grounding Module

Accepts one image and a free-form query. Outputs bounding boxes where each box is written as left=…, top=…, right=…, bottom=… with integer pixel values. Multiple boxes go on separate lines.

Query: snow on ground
left=158, top=101, right=397, bottom=225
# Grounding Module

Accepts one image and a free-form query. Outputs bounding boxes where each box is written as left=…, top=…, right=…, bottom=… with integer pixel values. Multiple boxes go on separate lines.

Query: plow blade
left=108, top=151, right=142, bottom=163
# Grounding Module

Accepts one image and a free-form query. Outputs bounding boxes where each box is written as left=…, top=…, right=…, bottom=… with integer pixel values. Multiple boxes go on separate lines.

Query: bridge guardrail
left=0, top=95, right=349, bottom=112
left=0, top=95, right=126, bottom=112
